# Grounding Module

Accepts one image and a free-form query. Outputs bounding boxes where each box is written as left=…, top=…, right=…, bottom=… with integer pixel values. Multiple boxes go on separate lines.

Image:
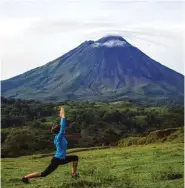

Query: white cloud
left=0, top=18, right=39, bottom=38
left=92, top=40, right=128, bottom=48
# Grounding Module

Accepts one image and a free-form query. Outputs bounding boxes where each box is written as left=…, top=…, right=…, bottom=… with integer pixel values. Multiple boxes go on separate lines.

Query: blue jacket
left=54, top=118, right=68, bottom=159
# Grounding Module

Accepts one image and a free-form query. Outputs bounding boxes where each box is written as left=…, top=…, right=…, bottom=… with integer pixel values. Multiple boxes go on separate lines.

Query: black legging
left=40, top=155, right=79, bottom=177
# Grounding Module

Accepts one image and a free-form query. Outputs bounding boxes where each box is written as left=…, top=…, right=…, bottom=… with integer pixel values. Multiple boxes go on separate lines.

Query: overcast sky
left=0, top=0, right=184, bottom=80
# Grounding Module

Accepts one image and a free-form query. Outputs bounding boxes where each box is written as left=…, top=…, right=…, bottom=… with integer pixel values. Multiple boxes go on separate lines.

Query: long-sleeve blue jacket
left=54, top=118, right=68, bottom=159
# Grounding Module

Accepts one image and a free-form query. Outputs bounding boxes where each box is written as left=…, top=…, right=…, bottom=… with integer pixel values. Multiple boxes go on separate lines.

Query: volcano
left=1, top=35, right=184, bottom=102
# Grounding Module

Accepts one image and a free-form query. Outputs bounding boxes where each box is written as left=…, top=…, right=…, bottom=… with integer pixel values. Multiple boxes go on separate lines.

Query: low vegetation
left=118, top=127, right=184, bottom=147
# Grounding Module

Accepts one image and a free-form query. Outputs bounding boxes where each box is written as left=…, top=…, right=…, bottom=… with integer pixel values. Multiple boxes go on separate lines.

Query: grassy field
left=1, top=142, right=184, bottom=188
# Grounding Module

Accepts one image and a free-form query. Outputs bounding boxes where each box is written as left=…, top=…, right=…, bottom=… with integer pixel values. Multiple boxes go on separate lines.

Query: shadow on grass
left=9, top=178, right=22, bottom=183
left=59, top=180, right=101, bottom=188
left=152, top=169, right=183, bottom=181
left=160, top=172, right=183, bottom=180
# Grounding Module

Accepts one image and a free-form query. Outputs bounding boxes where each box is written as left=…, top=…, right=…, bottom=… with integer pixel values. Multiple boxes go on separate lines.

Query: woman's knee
left=40, top=172, right=48, bottom=177
left=73, top=155, right=79, bottom=161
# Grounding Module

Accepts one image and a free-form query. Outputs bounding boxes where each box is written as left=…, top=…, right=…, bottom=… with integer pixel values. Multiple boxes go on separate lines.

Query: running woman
left=22, top=107, right=79, bottom=184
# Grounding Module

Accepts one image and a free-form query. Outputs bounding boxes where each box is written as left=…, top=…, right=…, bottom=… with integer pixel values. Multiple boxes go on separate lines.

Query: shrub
left=1, top=127, right=53, bottom=157
left=118, top=128, right=183, bottom=147
left=118, top=137, right=142, bottom=147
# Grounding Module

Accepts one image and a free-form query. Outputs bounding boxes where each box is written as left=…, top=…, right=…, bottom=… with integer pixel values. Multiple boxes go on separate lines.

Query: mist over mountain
left=1, top=35, right=184, bottom=103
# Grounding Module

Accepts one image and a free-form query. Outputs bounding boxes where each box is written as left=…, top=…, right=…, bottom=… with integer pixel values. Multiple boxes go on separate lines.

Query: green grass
left=1, top=142, right=184, bottom=188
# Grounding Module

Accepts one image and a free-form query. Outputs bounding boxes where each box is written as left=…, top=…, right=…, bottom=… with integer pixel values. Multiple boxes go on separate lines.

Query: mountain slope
left=1, top=35, right=184, bottom=102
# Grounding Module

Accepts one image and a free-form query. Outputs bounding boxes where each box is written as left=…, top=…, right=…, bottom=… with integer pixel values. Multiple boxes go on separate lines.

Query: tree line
left=1, top=97, right=184, bottom=157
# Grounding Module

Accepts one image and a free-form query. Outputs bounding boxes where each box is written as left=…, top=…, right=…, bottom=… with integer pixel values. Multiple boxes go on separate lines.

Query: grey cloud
left=25, top=20, right=119, bottom=36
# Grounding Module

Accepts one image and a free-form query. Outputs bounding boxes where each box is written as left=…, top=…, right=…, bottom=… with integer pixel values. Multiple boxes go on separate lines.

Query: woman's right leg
left=24, top=172, right=41, bottom=179
left=22, top=158, right=59, bottom=183
left=40, top=158, right=59, bottom=177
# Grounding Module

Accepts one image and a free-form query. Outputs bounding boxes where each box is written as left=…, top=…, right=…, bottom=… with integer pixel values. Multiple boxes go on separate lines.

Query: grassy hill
left=2, top=143, right=183, bottom=188
left=2, top=129, right=184, bottom=188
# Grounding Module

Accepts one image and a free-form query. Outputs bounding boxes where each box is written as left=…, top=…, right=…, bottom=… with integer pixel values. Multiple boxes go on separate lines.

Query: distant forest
left=1, top=97, right=184, bottom=157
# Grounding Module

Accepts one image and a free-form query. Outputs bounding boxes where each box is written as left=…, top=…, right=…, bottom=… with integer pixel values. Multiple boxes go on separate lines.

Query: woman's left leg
left=61, top=155, right=79, bottom=177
